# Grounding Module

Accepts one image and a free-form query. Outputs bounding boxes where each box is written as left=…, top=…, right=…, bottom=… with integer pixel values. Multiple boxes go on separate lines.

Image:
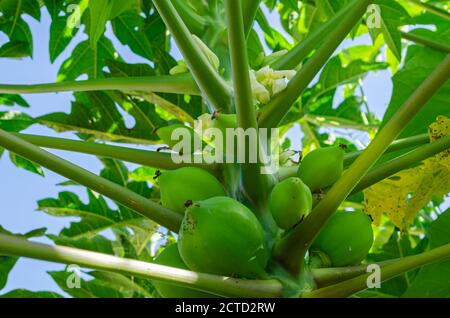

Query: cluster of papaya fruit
left=270, top=145, right=373, bottom=268
left=151, top=121, right=373, bottom=297
left=154, top=166, right=267, bottom=297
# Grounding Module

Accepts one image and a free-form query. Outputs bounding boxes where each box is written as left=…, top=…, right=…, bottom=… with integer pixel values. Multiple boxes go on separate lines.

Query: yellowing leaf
left=364, top=116, right=450, bottom=230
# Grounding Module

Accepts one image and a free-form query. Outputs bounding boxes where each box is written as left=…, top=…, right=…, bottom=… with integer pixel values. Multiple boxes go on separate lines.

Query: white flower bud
left=192, top=35, right=220, bottom=71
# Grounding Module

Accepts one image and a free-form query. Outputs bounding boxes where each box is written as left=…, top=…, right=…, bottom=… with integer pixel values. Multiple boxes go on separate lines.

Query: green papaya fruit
left=179, top=196, right=269, bottom=278
left=311, top=210, right=374, bottom=267
left=152, top=244, right=216, bottom=298
left=159, top=167, right=226, bottom=214
left=156, top=124, right=201, bottom=153
left=269, top=177, right=312, bottom=230
left=297, top=146, right=345, bottom=192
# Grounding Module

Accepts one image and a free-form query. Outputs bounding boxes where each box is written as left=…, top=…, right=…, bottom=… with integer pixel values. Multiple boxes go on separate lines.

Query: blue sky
left=0, top=7, right=393, bottom=295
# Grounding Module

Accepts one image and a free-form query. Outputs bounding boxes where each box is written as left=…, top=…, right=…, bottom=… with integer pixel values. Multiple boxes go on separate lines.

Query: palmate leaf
left=8, top=152, right=44, bottom=176
left=49, top=270, right=125, bottom=298
left=49, top=16, right=80, bottom=63
left=37, top=91, right=161, bottom=145
left=88, top=271, right=155, bottom=298
left=57, top=36, right=118, bottom=81
left=306, top=96, right=377, bottom=131
left=255, top=9, right=292, bottom=51
left=38, top=158, right=158, bottom=240
left=0, top=0, right=41, bottom=21
left=0, top=111, right=34, bottom=132
left=0, top=111, right=46, bottom=175
left=0, top=0, right=38, bottom=58
left=0, top=226, right=47, bottom=290
left=105, top=59, right=202, bottom=127
left=87, top=0, right=114, bottom=47
left=381, top=46, right=450, bottom=138
left=403, top=208, right=450, bottom=297
left=48, top=234, right=115, bottom=255
left=86, top=0, right=140, bottom=49
left=364, top=230, right=426, bottom=297
left=306, top=54, right=388, bottom=107
left=0, top=289, right=63, bottom=298
left=364, top=117, right=450, bottom=230
left=314, top=0, right=352, bottom=22
left=281, top=44, right=386, bottom=131
left=0, top=94, right=29, bottom=107
left=37, top=190, right=146, bottom=239
left=105, top=59, right=197, bottom=128
left=368, top=0, right=411, bottom=61
left=0, top=17, right=33, bottom=57
left=43, top=0, right=65, bottom=19
left=111, top=11, right=154, bottom=61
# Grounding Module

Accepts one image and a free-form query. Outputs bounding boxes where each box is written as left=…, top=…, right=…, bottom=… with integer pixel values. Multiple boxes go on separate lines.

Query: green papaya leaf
left=57, top=37, right=118, bottom=81
left=47, top=234, right=115, bottom=255
left=38, top=190, right=144, bottom=239
left=0, top=111, right=34, bottom=132
left=37, top=91, right=160, bottom=144
left=0, top=94, right=29, bottom=107
left=403, top=208, right=450, bottom=297
left=381, top=47, right=450, bottom=138
left=0, top=289, right=63, bottom=298
left=49, top=270, right=125, bottom=298
left=369, top=0, right=411, bottom=61
left=9, top=152, right=44, bottom=177
left=49, top=16, right=80, bottom=63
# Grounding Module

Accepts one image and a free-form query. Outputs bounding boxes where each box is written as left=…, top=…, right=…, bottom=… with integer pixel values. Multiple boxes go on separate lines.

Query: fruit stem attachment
left=0, top=129, right=182, bottom=232
left=13, top=133, right=220, bottom=174
left=304, top=242, right=450, bottom=297
left=0, top=75, right=200, bottom=96
left=258, top=0, right=373, bottom=128
left=275, top=54, right=450, bottom=275
left=152, top=0, right=232, bottom=112
left=0, top=233, right=283, bottom=298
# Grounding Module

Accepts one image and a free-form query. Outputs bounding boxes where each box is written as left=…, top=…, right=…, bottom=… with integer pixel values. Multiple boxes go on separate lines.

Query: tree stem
left=352, top=134, right=450, bottom=194
left=401, top=31, right=450, bottom=53
left=274, top=54, right=450, bottom=275
left=152, top=0, right=232, bottom=112
left=0, top=129, right=182, bottom=232
left=0, top=233, right=282, bottom=298
left=311, top=260, right=396, bottom=288
left=258, top=0, right=373, bottom=128
left=343, top=133, right=430, bottom=167
left=304, top=243, right=450, bottom=297
left=225, top=0, right=270, bottom=207
left=0, top=75, right=200, bottom=95
left=14, top=133, right=219, bottom=173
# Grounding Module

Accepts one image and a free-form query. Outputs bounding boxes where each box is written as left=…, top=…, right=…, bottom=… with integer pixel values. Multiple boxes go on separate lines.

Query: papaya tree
left=0, top=0, right=449, bottom=298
